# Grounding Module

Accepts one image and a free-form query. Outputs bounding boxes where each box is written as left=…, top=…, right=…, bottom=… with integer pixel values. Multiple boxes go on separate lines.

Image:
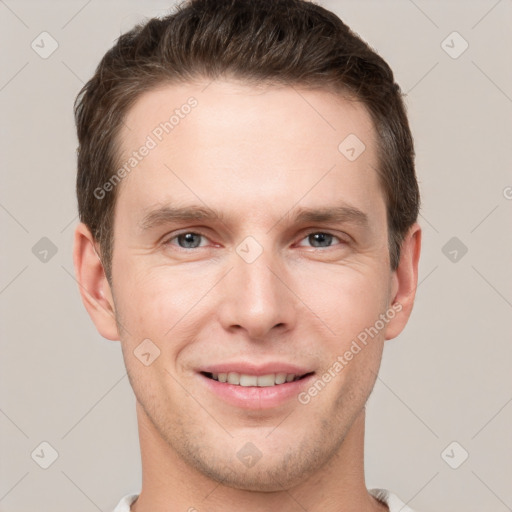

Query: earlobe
left=73, top=222, right=120, bottom=341
left=385, top=223, right=422, bottom=341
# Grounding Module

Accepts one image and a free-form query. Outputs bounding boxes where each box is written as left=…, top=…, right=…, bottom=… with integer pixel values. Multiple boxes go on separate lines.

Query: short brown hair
left=75, top=0, right=420, bottom=284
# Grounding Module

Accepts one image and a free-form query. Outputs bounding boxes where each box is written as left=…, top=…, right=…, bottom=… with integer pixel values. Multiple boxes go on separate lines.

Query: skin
left=74, top=79, right=421, bottom=512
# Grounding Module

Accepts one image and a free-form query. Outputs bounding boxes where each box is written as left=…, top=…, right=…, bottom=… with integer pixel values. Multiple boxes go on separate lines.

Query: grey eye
left=176, top=233, right=203, bottom=248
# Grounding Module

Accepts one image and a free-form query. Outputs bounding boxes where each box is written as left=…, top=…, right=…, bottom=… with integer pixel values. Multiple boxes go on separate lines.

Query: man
left=72, top=0, right=422, bottom=510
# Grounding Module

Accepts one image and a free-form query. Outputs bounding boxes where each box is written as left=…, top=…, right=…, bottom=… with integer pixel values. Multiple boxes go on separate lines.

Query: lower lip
left=199, top=373, right=315, bottom=409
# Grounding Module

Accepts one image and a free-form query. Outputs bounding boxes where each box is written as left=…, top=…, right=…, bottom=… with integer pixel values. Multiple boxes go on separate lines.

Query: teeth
left=256, top=374, right=275, bottom=387
left=210, top=372, right=302, bottom=387
left=240, top=374, right=258, bottom=386
left=275, top=373, right=287, bottom=384
left=227, top=372, right=240, bottom=385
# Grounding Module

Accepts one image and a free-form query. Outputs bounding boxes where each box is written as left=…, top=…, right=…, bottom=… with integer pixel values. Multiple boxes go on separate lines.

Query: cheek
left=114, top=270, right=194, bottom=401
left=113, top=267, right=187, bottom=341
left=294, top=263, right=388, bottom=340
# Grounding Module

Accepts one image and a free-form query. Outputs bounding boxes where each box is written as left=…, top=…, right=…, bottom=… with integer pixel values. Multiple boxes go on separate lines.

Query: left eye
left=163, top=231, right=344, bottom=250
left=297, top=232, right=344, bottom=248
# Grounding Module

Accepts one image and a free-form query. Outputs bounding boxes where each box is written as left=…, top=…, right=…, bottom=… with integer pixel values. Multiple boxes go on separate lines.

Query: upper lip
left=198, top=362, right=313, bottom=377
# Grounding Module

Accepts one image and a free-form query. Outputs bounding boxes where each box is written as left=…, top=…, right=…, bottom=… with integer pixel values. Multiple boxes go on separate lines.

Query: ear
left=73, top=222, right=120, bottom=341
left=385, top=222, right=422, bottom=340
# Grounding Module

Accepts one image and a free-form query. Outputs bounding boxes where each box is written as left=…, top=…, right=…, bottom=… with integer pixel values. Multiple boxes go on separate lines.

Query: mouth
left=200, top=371, right=314, bottom=387
left=197, top=362, right=316, bottom=409
left=198, top=367, right=316, bottom=409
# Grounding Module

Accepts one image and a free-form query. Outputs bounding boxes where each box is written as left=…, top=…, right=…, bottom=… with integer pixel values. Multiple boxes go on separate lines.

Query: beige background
left=1, top=1, right=511, bottom=511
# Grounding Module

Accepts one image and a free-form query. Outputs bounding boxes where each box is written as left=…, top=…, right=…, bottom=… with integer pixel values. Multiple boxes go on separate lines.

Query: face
left=85, top=79, right=414, bottom=491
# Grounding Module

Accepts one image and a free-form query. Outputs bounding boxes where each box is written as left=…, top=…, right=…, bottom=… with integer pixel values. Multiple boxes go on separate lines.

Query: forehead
left=119, top=79, right=376, bottom=155
left=114, top=79, right=384, bottom=227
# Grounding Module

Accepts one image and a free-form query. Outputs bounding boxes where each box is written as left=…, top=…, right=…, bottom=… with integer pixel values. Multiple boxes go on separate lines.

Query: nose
left=216, top=243, right=296, bottom=341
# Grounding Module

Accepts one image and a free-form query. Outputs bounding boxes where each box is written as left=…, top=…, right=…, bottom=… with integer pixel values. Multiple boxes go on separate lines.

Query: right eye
left=163, top=231, right=210, bottom=249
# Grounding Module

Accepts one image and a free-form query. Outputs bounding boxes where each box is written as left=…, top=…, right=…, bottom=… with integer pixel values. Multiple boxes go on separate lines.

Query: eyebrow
left=138, top=203, right=369, bottom=232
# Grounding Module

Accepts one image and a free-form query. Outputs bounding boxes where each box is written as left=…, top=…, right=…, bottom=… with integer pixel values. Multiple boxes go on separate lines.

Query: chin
left=201, top=460, right=312, bottom=492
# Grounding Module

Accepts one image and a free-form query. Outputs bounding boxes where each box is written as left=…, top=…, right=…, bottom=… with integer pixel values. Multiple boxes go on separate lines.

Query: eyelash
left=162, top=230, right=348, bottom=251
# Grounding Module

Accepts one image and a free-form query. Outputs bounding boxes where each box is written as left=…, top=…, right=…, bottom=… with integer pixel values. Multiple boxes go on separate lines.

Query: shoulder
left=368, top=488, right=420, bottom=512
left=111, top=493, right=139, bottom=512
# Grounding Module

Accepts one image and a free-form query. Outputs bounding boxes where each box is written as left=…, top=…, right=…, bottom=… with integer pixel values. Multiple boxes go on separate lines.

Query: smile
left=202, top=371, right=312, bottom=387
